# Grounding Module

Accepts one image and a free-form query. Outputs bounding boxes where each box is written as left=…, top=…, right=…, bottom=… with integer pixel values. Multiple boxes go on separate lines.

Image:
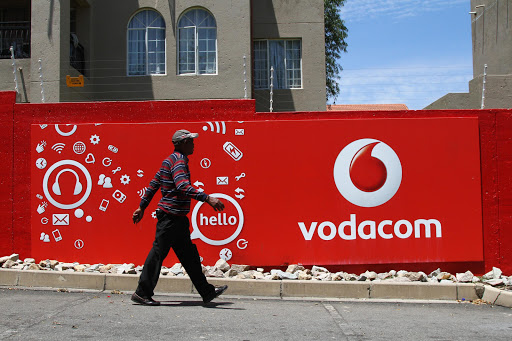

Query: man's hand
left=206, top=196, right=225, bottom=212
left=132, top=207, right=144, bottom=224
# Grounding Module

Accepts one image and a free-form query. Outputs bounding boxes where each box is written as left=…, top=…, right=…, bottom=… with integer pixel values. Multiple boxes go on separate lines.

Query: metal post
left=38, top=59, right=46, bottom=103
left=9, top=47, right=19, bottom=95
left=243, top=55, right=248, bottom=99
left=481, top=64, right=487, bottom=109
left=18, top=67, right=28, bottom=103
left=270, top=66, right=274, bottom=112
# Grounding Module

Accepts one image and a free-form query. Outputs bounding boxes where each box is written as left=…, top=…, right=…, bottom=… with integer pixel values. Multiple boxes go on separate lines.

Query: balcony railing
left=0, top=21, right=30, bottom=59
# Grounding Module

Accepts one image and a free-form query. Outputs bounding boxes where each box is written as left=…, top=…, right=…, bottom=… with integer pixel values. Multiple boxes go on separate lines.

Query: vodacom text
left=298, top=214, right=442, bottom=241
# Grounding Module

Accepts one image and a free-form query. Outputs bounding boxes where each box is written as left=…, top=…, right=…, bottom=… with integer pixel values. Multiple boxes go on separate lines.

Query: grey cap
left=172, top=129, right=199, bottom=144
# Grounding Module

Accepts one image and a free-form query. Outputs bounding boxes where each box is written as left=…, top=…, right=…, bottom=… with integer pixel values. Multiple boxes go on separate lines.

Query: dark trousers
left=135, top=210, right=214, bottom=299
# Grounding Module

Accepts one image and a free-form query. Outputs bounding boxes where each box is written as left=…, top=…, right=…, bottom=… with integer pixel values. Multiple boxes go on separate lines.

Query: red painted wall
left=1, top=91, right=511, bottom=274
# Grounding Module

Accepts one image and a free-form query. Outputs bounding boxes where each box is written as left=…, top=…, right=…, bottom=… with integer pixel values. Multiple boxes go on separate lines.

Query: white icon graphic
left=37, top=201, right=48, bottom=214
left=112, top=166, right=121, bottom=174
left=216, top=177, right=229, bottom=185
left=73, top=141, right=86, bottom=155
left=102, top=157, right=112, bottom=167
left=85, top=153, right=95, bottom=164
left=36, top=194, right=43, bottom=200
left=137, top=188, right=147, bottom=198
left=223, top=142, right=243, bottom=161
left=112, top=190, right=127, bottom=203
left=86, top=216, right=92, bottom=223
left=219, top=248, right=232, bottom=261
left=94, top=123, right=102, bottom=126
left=74, top=239, right=84, bottom=249
left=137, top=169, right=144, bottom=177
left=36, top=158, right=47, bottom=170
left=42, top=160, right=92, bottom=210
left=193, top=180, right=204, bottom=192
left=235, top=173, right=246, bottom=181
left=52, top=214, right=69, bottom=225
left=203, top=121, right=226, bottom=134
left=235, top=129, right=244, bottom=136
left=40, top=232, right=50, bottom=242
left=52, top=229, right=62, bottom=242
left=108, top=145, right=118, bottom=153
left=234, top=188, right=245, bottom=200
left=39, top=124, right=48, bottom=129
left=151, top=211, right=157, bottom=219
left=51, top=143, right=65, bottom=154
left=55, top=124, right=77, bottom=137
left=191, top=193, right=244, bottom=246
left=36, top=140, right=47, bottom=153
left=99, top=199, right=109, bottom=212
left=98, top=174, right=113, bottom=188
left=90, top=134, right=100, bottom=145
left=237, top=239, right=248, bottom=250
left=74, top=209, right=84, bottom=218
left=333, top=139, right=402, bottom=208
left=41, top=217, right=49, bottom=224
left=120, top=174, right=130, bottom=185
left=52, top=169, right=83, bottom=196
left=200, top=158, right=211, bottom=169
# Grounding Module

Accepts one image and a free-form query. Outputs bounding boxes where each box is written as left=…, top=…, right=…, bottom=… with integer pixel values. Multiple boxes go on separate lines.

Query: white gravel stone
left=214, top=259, right=230, bottom=272
left=456, top=271, right=474, bottom=283
left=170, top=263, right=184, bottom=275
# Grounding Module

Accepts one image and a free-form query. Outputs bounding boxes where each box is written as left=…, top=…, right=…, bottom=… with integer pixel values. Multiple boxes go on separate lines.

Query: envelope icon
left=235, top=129, right=245, bottom=136
left=53, top=214, right=69, bottom=226
left=216, top=177, right=229, bottom=185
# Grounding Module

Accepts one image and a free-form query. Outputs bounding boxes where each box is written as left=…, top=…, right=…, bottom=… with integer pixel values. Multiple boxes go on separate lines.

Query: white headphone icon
left=52, top=168, right=83, bottom=195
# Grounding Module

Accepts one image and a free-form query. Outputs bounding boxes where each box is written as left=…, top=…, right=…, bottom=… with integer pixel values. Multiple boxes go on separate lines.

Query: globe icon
left=73, top=142, right=86, bottom=154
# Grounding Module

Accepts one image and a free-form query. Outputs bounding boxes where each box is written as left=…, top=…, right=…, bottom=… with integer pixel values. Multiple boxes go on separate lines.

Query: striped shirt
left=140, top=151, right=208, bottom=216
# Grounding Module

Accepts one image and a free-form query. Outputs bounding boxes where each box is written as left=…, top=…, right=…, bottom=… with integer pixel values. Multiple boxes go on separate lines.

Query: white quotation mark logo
left=333, top=139, right=402, bottom=207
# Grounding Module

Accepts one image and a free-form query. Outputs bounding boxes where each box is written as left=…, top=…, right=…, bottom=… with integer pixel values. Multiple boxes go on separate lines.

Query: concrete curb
left=0, top=269, right=510, bottom=308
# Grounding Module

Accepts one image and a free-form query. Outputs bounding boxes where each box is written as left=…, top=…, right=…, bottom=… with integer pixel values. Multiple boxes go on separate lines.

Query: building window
left=178, top=8, right=217, bottom=75
left=254, top=39, right=302, bottom=89
left=127, top=9, right=166, bottom=76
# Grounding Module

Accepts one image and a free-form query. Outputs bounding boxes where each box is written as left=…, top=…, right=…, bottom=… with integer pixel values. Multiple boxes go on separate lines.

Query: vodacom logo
left=333, top=139, right=402, bottom=207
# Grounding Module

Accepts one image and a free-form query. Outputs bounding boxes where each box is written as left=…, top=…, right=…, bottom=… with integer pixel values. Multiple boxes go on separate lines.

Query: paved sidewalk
left=1, top=288, right=512, bottom=341
left=1, top=269, right=511, bottom=309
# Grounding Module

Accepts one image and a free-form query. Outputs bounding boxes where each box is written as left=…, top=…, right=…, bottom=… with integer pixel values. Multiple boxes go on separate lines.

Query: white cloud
left=333, top=64, right=472, bottom=109
left=341, top=0, right=469, bottom=22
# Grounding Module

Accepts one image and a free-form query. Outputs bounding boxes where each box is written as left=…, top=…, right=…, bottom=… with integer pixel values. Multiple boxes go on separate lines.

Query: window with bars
left=254, top=39, right=302, bottom=90
left=178, top=8, right=217, bottom=75
left=127, top=9, right=166, bottom=76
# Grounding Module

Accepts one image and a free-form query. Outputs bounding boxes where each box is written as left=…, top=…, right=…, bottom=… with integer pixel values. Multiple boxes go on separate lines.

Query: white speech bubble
left=191, top=193, right=244, bottom=246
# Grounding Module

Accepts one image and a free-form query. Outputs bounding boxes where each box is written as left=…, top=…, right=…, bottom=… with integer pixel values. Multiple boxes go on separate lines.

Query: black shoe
left=203, top=285, right=228, bottom=305
left=131, top=292, right=160, bottom=306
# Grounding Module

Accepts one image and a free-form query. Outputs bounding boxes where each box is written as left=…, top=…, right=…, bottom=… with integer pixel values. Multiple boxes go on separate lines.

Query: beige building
left=427, top=0, right=512, bottom=109
left=0, top=0, right=326, bottom=112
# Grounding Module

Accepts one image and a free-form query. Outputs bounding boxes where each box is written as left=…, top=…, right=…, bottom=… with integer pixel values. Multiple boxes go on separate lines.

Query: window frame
left=126, top=8, right=167, bottom=77
left=253, top=39, right=303, bottom=90
left=177, top=7, right=218, bottom=76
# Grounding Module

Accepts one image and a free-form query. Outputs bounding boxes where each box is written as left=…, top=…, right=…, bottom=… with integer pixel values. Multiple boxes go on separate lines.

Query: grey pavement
left=1, top=287, right=511, bottom=341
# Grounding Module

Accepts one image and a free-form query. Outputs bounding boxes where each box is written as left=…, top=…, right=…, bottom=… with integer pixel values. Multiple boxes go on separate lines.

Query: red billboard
left=31, top=118, right=483, bottom=266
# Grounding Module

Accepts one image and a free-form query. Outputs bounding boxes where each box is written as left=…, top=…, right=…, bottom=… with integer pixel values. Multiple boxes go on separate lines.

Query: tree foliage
left=325, top=0, right=348, bottom=101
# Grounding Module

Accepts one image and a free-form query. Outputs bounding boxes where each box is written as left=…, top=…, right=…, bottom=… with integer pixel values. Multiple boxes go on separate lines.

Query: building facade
left=427, top=0, right=512, bottom=109
left=0, top=0, right=326, bottom=112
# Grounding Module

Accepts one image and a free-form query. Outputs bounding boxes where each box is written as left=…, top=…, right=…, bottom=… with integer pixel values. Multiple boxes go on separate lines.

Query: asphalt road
left=1, top=288, right=511, bottom=340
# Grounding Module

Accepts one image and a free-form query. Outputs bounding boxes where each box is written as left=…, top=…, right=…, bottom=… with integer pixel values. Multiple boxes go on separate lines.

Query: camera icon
left=112, top=189, right=126, bottom=203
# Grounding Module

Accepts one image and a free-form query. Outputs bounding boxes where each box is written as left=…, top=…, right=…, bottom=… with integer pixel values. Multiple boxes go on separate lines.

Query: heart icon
left=85, top=153, right=95, bottom=164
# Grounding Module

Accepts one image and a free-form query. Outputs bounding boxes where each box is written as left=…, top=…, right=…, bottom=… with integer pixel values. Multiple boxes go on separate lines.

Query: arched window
left=127, top=9, right=166, bottom=76
left=178, top=8, right=217, bottom=75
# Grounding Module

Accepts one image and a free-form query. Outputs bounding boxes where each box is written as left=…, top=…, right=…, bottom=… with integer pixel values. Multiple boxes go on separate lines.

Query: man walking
left=131, top=129, right=228, bottom=306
